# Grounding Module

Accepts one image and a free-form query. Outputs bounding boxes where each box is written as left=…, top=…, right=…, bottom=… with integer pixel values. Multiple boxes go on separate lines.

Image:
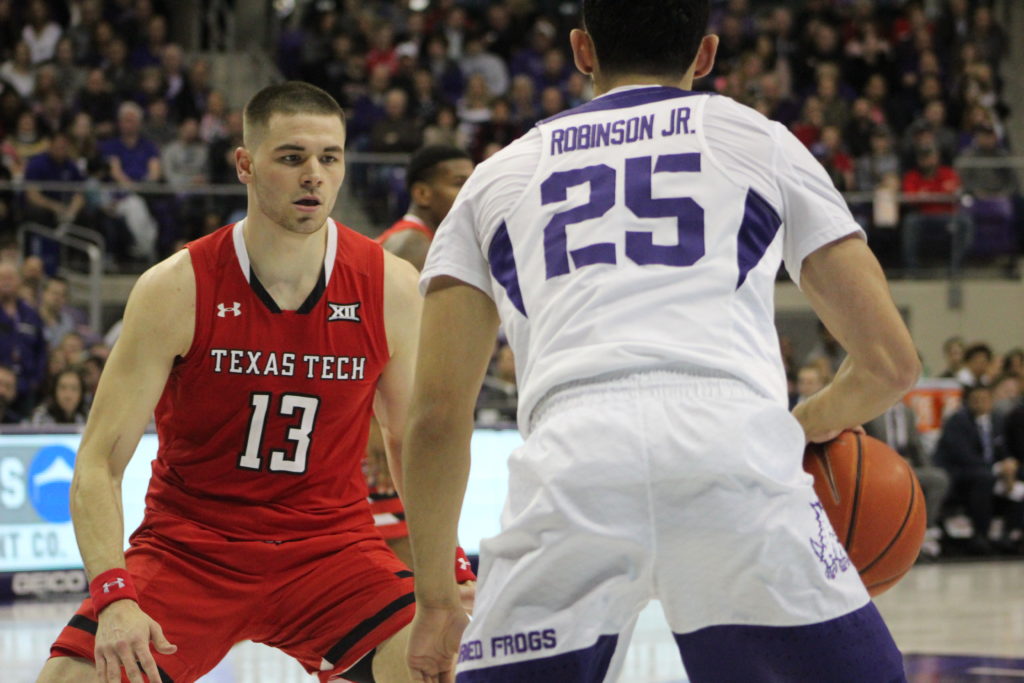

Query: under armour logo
left=217, top=302, right=242, bottom=317
left=102, top=578, right=126, bottom=593
left=328, top=301, right=361, bottom=322
left=457, top=557, right=471, bottom=571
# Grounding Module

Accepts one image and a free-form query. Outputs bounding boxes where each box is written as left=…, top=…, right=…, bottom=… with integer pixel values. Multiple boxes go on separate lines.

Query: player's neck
left=592, top=73, right=695, bottom=98
left=242, top=216, right=327, bottom=291
left=406, top=207, right=435, bottom=231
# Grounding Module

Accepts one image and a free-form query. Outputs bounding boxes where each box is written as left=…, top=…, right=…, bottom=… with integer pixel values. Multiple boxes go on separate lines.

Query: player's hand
left=407, top=603, right=469, bottom=683
left=457, top=580, right=476, bottom=614
left=94, top=599, right=177, bottom=683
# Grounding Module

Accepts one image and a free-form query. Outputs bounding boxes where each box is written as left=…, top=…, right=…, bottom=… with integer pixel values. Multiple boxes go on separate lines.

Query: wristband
left=455, top=546, right=476, bottom=583
left=89, top=568, right=138, bottom=614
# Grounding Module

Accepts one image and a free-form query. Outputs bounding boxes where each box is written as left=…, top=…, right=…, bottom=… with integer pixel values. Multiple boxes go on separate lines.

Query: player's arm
left=382, top=229, right=431, bottom=271
left=404, top=276, right=498, bottom=681
left=70, top=251, right=193, bottom=682
left=793, top=236, right=920, bottom=442
left=373, top=251, right=423, bottom=499
left=404, top=277, right=499, bottom=603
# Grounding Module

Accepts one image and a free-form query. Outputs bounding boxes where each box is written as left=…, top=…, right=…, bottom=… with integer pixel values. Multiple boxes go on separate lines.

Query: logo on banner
left=28, top=445, right=76, bottom=523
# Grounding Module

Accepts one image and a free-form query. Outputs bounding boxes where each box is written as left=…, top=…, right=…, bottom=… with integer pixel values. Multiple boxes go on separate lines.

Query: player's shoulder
left=132, top=247, right=196, bottom=307
left=702, top=94, right=784, bottom=155
left=467, top=127, right=543, bottom=192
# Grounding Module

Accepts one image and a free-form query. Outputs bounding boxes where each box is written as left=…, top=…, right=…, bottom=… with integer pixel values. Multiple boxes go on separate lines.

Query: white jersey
left=421, top=85, right=863, bottom=434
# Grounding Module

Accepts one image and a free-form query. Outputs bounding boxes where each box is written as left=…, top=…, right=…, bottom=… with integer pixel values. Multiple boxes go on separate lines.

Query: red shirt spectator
left=903, top=147, right=961, bottom=215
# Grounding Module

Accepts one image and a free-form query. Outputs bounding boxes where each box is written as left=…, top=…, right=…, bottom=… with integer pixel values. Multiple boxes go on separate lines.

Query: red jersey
left=902, top=166, right=961, bottom=215
left=146, top=220, right=390, bottom=541
left=376, top=214, right=433, bottom=245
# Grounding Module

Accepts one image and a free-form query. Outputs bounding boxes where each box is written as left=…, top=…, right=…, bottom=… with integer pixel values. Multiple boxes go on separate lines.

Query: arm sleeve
left=773, top=124, right=865, bottom=287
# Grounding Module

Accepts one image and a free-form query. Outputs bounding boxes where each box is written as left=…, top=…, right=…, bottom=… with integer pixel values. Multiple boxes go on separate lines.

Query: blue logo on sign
left=28, top=445, right=77, bottom=523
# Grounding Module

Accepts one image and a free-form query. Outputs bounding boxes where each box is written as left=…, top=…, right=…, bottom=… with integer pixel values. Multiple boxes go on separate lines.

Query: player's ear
left=692, top=34, right=719, bottom=80
left=410, top=181, right=432, bottom=209
left=236, top=147, right=253, bottom=184
left=569, top=28, right=596, bottom=76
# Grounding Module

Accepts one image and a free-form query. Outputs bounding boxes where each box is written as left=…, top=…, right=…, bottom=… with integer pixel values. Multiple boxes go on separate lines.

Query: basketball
left=803, top=430, right=927, bottom=596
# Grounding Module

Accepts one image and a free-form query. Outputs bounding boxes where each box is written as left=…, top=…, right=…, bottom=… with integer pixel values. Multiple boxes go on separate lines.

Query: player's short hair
left=243, top=81, right=346, bottom=148
left=406, top=145, right=471, bottom=191
left=582, top=0, right=710, bottom=80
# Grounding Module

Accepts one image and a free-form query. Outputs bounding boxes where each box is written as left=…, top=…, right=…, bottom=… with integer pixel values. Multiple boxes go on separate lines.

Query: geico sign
left=12, top=570, right=86, bottom=595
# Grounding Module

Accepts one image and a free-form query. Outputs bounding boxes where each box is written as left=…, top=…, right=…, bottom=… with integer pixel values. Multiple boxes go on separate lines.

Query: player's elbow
left=867, top=346, right=921, bottom=396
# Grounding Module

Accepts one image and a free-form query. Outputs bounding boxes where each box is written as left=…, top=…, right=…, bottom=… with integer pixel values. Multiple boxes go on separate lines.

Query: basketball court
left=4, top=559, right=1022, bottom=682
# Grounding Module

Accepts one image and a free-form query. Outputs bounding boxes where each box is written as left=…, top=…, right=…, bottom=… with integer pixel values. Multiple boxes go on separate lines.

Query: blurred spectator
left=969, top=5, right=1006, bottom=67
left=0, top=261, right=46, bottom=414
left=163, top=117, right=209, bottom=237
left=199, top=91, right=228, bottom=144
left=472, top=97, right=519, bottom=162
left=904, top=101, right=958, bottom=166
left=130, top=14, right=169, bottom=70
left=992, top=373, right=1021, bottom=424
left=935, top=384, right=1023, bottom=554
left=103, top=37, right=134, bottom=99
left=37, top=90, right=71, bottom=139
left=81, top=353, right=103, bottom=407
left=66, top=0, right=103, bottom=63
left=960, top=124, right=1019, bottom=262
left=31, top=367, right=88, bottom=425
left=794, top=363, right=826, bottom=406
left=369, top=89, right=422, bottom=154
left=865, top=402, right=950, bottom=557
left=162, top=44, right=197, bottom=123
left=460, top=34, right=508, bottom=98
left=22, top=0, right=62, bottom=65
left=38, top=275, right=89, bottom=348
left=1003, top=350, right=1024, bottom=380
left=456, top=73, right=492, bottom=144
left=957, top=343, right=993, bottom=387
left=348, top=64, right=393, bottom=149
left=0, top=363, right=21, bottom=423
left=100, top=101, right=162, bottom=260
left=855, top=125, right=899, bottom=192
left=20, top=256, right=44, bottom=305
left=804, top=321, right=845, bottom=377
left=207, top=110, right=245, bottom=221
left=901, top=145, right=970, bottom=274
left=508, top=74, right=538, bottom=130
left=791, top=96, right=824, bottom=148
left=812, top=125, right=853, bottom=192
left=51, top=38, right=85, bottom=107
left=938, top=335, right=966, bottom=379
left=1, top=41, right=37, bottom=100
left=476, top=341, right=517, bottom=426
left=421, top=105, right=460, bottom=149
left=510, top=18, right=555, bottom=85
left=423, top=34, right=464, bottom=105
left=538, top=86, right=565, bottom=121
left=4, top=110, right=50, bottom=178
left=23, top=131, right=86, bottom=227
left=142, top=98, right=176, bottom=147
left=75, top=69, right=118, bottom=138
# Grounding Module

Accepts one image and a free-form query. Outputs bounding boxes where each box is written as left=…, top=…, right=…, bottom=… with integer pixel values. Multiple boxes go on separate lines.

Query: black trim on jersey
left=323, top=592, right=416, bottom=666
left=394, top=570, right=414, bottom=579
left=67, top=615, right=175, bottom=682
left=249, top=265, right=326, bottom=315
left=69, top=614, right=98, bottom=634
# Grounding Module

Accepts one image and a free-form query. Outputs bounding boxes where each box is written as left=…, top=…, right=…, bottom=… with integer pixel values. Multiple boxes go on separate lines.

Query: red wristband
left=455, top=546, right=476, bottom=583
left=89, top=568, right=138, bottom=614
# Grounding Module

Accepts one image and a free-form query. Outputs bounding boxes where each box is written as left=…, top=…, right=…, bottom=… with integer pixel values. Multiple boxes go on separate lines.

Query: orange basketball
left=803, top=430, right=927, bottom=596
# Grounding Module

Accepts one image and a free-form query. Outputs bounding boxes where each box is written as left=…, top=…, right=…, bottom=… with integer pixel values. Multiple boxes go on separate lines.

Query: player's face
left=246, top=113, right=346, bottom=235
left=426, top=158, right=473, bottom=224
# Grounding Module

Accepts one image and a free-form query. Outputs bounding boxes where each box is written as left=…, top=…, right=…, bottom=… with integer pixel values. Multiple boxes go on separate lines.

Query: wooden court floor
left=5, top=560, right=1023, bottom=682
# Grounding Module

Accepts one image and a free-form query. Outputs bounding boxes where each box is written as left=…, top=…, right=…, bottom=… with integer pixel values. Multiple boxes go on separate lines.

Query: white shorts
left=456, top=371, right=897, bottom=682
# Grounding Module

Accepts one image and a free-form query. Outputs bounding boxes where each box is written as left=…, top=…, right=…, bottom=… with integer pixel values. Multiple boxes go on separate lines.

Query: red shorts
left=368, top=487, right=408, bottom=540
left=50, top=513, right=415, bottom=683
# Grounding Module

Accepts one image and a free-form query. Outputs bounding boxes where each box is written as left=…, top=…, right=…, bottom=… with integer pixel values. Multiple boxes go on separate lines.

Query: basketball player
left=402, top=2, right=919, bottom=681
left=367, top=145, right=474, bottom=565
left=377, top=145, right=474, bottom=270
left=36, top=82, right=448, bottom=683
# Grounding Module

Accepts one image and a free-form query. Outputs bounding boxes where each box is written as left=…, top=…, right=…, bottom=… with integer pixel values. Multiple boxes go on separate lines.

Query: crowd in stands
left=0, top=254, right=105, bottom=427
left=0, top=0, right=1019, bottom=272
left=787, top=329, right=1024, bottom=558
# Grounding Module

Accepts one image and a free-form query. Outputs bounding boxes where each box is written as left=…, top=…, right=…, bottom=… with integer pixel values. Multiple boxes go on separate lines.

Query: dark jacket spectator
left=0, top=262, right=47, bottom=414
